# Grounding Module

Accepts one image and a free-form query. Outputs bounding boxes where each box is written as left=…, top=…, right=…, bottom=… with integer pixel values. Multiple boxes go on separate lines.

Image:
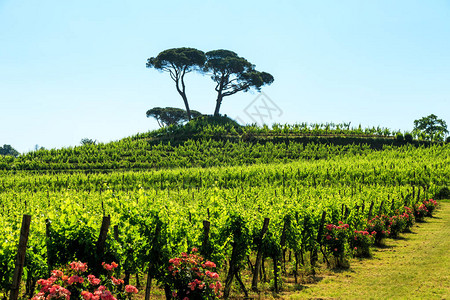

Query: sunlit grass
left=287, top=200, right=450, bottom=299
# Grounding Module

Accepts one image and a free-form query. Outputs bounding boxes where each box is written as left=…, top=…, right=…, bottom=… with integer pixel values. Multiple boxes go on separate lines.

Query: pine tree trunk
left=214, top=94, right=223, bottom=116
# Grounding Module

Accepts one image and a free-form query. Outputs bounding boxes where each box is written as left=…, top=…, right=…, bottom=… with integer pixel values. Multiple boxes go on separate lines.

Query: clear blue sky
left=1, top=0, right=449, bottom=153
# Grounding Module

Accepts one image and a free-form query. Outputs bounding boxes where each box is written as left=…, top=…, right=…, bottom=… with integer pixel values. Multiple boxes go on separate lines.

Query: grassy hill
left=0, top=116, right=436, bottom=172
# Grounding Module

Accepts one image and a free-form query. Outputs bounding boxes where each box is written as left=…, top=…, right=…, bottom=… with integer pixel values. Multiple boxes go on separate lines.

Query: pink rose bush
left=414, top=203, right=429, bottom=222
left=166, top=247, right=221, bottom=299
left=322, top=221, right=350, bottom=267
left=367, top=215, right=390, bottom=245
left=423, top=198, right=438, bottom=217
left=388, top=214, right=409, bottom=238
left=414, top=198, right=438, bottom=221
left=400, top=206, right=415, bottom=231
left=31, top=261, right=138, bottom=300
left=349, top=230, right=375, bottom=257
left=319, top=201, right=438, bottom=268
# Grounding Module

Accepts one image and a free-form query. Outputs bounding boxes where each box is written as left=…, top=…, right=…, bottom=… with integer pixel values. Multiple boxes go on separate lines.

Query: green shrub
left=404, top=133, right=413, bottom=143
left=434, top=186, right=450, bottom=200
left=396, top=133, right=404, bottom=142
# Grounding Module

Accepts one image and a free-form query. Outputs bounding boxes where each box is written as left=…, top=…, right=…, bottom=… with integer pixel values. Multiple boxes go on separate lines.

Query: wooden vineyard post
left=201, top=220, right=211, bottom=258
left=417, top=186, right=421, bottom=203
left=311, top=211, right=326, bottom=268
left=145, top=223, right=161, bottom=300
left=223, top=224, right=249, bottom=299
left=274, top=217, right=289, bottom=294
left=367, top=201, right=375, bottom=221
left=378, top=200, right=384, bottom=216
left=261, top=257, right=266, bottom=282
left=251, top=218, right=270, bottom=291
left=344, top=205, right=349, bottom=220
left=113, top=225, right=119, bottom=241
left=45, top=219, right=53, bottom=275
left=96, top=215, right=111, bottom=257
left=351, top=205, right=360, bottom=230
left=273, top=256, right=279, bottom=293
left=280, top=217, right=289, bottom=276
left=113, top=225, right=121, bottom=274
left=10, top=214, right=32, bottom=300
left=95, top=215, right=110, bottom=275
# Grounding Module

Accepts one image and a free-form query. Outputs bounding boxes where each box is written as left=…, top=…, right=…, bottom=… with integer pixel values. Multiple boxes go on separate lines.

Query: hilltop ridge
left=0, top=116, right=436, bottom=173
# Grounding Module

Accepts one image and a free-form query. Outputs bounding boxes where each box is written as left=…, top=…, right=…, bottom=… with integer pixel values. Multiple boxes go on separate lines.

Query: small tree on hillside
left=146, top=48, right=206, bottom=120
left=413, top=114, right=448, bottom=141
left=0, top=144, right=19, bottom=157
left=81, top=138, right=97, bottom=146
left=147, top=107, right=202, bottom=127
left=204, top=50, right=274, bottom=116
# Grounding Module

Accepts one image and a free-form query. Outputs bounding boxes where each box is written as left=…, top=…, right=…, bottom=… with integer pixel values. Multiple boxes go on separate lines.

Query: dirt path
left=289, top=200, right=450, bottom=299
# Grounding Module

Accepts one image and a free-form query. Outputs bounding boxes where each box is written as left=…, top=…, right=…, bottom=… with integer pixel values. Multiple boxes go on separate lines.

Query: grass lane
left=289, top=200, right=450, bottom=300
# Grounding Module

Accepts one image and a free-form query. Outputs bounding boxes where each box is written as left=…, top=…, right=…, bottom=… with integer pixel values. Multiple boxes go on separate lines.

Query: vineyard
left=1, top=123, right=449, bottom=299
left=0, top=118, right=429, bottom=172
